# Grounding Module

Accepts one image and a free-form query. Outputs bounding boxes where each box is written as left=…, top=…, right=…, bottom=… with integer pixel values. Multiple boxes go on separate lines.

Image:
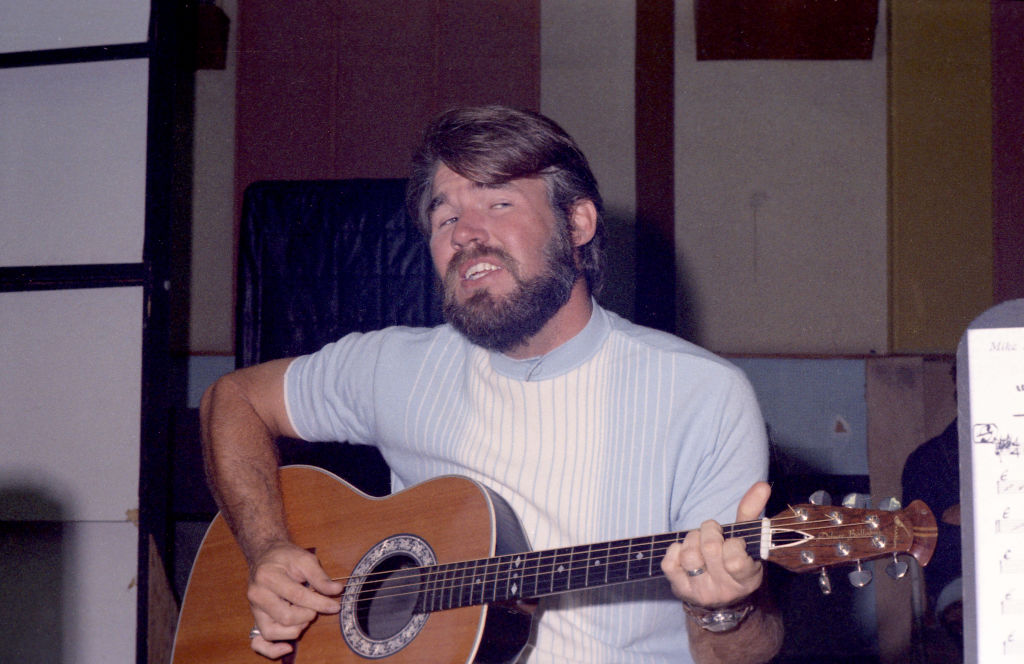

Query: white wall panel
left=0, top=1, right=150, bottom=53
left=0, top=59, right=148, bottom=266
left=0, top=288, right=142, bottom=521
left=64, top=521, right=139, bottom=663
left=540, top=0, right=636, bottom=319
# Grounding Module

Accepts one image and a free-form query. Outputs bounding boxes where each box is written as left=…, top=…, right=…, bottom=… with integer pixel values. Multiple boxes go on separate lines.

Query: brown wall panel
left=236, top=0, right=540, bottom=219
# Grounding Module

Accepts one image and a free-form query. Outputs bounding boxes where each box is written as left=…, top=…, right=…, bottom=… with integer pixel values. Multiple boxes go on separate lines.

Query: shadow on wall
left=594, top=206, right=637, bottom=325
left=0, top=486, right=67, bottom=663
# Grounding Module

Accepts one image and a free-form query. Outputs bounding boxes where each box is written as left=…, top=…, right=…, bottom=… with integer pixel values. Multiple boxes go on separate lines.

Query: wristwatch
left=682, top=600, right=754, bottom=633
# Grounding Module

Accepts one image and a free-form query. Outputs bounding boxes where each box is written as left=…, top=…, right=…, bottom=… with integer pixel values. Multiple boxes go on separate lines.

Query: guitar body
left=171, top=466, right=532, bottom=664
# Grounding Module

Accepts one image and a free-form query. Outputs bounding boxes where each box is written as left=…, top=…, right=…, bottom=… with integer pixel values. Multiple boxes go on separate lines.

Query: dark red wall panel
left=235, top=0, right=540, bottom=221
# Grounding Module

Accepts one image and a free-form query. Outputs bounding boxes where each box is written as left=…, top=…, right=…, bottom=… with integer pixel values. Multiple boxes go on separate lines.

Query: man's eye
left=437, top=216, right=457, bottom=228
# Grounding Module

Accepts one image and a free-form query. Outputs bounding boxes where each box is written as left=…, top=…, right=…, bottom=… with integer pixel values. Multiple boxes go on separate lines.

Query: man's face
left=427, top=164, right=578, bottom=353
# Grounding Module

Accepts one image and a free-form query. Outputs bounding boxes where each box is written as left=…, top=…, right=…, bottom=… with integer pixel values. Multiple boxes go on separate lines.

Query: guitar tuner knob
left=818, top=569, right=833, bottom=595
left=841, top=493, right=871, bottom=509
left=886, top=554, right=909, bottom=580
left=808, top=490, right=832, bottom=506
left=878, top=497, right=901, bottom=512
left=848, top=561, right=873, bottom=588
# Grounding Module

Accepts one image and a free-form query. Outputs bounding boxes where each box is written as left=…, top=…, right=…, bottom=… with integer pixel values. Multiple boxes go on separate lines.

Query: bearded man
left=201, top=105, right=783, bottom=663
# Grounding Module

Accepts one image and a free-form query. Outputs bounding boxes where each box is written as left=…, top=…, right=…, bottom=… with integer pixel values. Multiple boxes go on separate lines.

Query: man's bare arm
left=200, top=358, right=297, bottom=562
left=200, top=358, right=342, bottom=659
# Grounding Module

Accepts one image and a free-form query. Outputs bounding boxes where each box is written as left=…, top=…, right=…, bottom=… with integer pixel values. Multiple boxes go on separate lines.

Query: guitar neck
left=417, top=522, right=764, bottom=613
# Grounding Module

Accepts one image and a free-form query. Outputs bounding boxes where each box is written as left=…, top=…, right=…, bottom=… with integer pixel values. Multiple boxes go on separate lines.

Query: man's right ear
left=569, top=199, right=598, bottom=248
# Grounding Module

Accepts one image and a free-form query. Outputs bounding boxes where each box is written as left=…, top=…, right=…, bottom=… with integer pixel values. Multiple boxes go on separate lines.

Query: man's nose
left=451, top=210, right=488, bottom=248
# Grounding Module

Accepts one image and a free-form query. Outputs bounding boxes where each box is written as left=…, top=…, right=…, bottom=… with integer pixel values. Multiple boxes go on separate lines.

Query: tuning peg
left=841, top=493, right=871, bottom=509
left=877, top=497, right=901, bottom=512
left=808, top=490, right=832, bottom=506
left=818, top=568, right=833, bottom=595
left=886, top=553, right=909, bottom=580
left=848, top=560, right=873, bottom=588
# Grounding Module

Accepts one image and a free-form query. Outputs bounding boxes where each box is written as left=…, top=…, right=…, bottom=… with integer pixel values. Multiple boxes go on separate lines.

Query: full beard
left=442, top=231, right=579, bottom=354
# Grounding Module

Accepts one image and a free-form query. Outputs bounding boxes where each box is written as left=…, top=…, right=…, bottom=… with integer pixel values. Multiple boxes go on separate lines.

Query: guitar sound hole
left=356, top=554, right=423, bottom=640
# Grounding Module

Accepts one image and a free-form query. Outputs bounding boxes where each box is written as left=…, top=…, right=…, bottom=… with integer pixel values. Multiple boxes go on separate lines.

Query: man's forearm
left=686, top=589, right=784, bottom=664
left=200, top=372, right=291, bottom=565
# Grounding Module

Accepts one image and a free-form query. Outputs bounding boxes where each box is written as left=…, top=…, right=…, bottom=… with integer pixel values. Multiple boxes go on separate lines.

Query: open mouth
left=464, top=261, right=502, bottom=281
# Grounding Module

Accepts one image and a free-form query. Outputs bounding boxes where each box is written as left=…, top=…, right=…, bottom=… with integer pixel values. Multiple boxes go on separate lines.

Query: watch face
left=703, top=612, right=742, bottom=632
left=685, top=603, right=753, bottom=633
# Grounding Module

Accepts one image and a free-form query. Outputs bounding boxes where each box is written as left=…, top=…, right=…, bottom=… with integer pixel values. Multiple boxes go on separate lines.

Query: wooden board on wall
left=889, top=0, right=993, bottom=353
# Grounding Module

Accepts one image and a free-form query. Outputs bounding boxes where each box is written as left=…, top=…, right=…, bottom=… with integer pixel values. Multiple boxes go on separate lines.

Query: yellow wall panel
left=889, top=0, right=993, bottom=352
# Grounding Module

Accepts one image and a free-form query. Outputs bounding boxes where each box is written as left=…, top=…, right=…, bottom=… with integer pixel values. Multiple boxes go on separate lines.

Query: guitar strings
left=329, top=514, right=881, bottom=591
left=325, top=516, right=895, bottom=607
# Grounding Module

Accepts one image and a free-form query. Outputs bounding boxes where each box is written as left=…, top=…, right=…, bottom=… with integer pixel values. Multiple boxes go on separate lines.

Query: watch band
left=682, top=600, right=755, bottom=633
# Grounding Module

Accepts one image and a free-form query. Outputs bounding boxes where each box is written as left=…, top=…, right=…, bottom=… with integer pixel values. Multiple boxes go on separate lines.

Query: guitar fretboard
left=415, top=525, right=761, bottom=612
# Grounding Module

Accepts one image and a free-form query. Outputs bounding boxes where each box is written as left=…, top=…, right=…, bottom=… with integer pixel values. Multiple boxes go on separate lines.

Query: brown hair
left=406, top=106, right=605, bottom=294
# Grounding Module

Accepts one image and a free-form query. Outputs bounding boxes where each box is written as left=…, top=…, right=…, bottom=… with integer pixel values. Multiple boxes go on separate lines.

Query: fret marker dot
left=593, top=560, right=602, bottom=566
left=635, top=553, right=644, bottom=560
left=557, top=565, right=566, bottom=573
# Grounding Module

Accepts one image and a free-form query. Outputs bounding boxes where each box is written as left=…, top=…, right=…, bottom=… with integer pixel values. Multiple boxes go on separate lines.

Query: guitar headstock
left=765, top=499, right=937, bottom=575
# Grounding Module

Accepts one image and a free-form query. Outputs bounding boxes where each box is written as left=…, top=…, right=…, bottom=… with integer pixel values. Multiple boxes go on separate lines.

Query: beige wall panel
left=540, top=0, right=636, bottom=320
left=190, top=0, right=238, bottom=354
left=889, top=0, right=993, bottom=353
left=675, top=1, right=888, bottom=354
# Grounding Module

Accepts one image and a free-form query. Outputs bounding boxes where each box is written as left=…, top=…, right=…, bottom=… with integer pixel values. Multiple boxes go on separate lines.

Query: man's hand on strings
left=247, top=541, right=343, bottom=659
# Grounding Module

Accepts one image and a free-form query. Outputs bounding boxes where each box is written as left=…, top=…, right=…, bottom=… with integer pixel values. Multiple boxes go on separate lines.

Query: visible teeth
left=465, top=262, right=500, bottom=280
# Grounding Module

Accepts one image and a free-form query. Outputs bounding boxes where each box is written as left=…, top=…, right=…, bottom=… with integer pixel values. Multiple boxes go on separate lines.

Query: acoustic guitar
left=171, top=465, right=936, bottom=663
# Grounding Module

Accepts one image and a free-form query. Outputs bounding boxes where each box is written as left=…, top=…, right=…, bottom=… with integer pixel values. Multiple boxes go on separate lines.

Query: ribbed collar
left=487, top=301, right=610, bottom=381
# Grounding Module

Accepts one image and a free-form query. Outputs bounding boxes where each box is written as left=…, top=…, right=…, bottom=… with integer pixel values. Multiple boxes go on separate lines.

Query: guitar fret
left=626, top=535, right=652, bottom=581
left=569, top=545, right=589, bottom=590
left=605, top=539, right=629, bottom=585
left=508, top=554, right=523, bottom=599
left=521, top=551, right=541, bottom=598
left=456, top=561, right=469, bottom=609
left=552, top=547, right=572, bottom=593
left=443, top=562, right=456, bottom=610
left=470, top=558, right=483, bottom=607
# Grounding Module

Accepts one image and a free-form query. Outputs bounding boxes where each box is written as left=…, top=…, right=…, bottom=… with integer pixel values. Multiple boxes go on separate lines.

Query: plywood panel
left=0, top=288, right=142, bottom=521
left=866, top=356, right=925, bottom=663
left=0, top=59, right=148, bottom=266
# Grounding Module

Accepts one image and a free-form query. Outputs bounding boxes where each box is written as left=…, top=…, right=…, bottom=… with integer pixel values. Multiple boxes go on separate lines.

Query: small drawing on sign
left=975, top=423, right=1000, bottom=444
left=996, top=437, right=1021, bottom=458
